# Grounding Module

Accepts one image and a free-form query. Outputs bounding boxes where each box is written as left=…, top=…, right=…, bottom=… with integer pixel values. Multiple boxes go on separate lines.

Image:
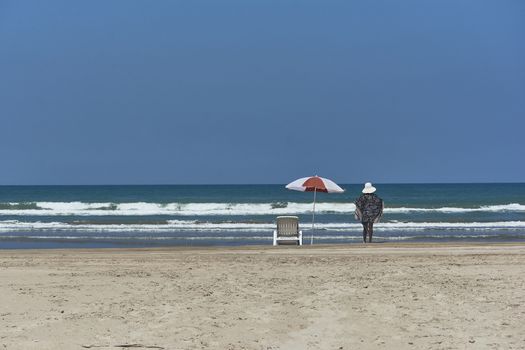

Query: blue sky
left=1, top=0, right=524, bottom=184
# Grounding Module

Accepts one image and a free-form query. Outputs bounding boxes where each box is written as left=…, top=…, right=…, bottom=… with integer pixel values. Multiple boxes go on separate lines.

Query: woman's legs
left=367, top=222, right=374, bottom=242
left=362, top=221, right=374, bottom=243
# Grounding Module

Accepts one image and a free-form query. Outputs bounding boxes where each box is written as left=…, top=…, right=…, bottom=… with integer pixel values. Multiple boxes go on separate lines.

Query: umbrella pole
left=311, top=188, right=316, bottom=245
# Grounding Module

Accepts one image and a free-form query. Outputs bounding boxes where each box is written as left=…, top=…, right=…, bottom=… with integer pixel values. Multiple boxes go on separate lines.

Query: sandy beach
left=1, top=243, right=524, bottom=349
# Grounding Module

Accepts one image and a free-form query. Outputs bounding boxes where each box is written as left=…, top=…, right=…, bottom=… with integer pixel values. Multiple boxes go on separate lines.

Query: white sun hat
left=362, top=182, right=376, bottom=194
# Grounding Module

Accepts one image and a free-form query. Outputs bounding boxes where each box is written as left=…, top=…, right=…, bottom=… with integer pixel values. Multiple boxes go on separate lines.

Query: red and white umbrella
left=286, top=176, right=344, bottom=244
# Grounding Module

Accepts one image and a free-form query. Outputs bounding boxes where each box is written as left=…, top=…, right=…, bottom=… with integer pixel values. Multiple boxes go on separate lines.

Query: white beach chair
left=273, top=216, right=302, bottom=246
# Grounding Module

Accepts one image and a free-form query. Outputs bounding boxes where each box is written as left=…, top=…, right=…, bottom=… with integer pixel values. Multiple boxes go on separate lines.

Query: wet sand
left=1, top=243, right=524, bottom=349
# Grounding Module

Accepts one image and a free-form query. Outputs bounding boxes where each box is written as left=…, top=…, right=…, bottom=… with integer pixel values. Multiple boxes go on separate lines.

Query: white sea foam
left=0, top=202, right=524, bottom=216
left=384, top=203, right=525, bottom=213
left=0, top=220, right=524, bottom=233
left=0, top=233, right=519, bottom=242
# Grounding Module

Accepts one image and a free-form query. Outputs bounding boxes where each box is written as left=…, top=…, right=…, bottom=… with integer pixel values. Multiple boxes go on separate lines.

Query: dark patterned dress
left=355, top=193, right=384, bottom=242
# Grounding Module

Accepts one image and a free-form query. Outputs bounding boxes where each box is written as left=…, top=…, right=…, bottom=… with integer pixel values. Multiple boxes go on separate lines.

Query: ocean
left=0, top=183, right=524, bottom=249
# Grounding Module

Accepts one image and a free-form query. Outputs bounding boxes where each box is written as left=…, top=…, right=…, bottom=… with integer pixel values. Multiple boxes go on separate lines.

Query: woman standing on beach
left=355, top=182, right=384, bottom=243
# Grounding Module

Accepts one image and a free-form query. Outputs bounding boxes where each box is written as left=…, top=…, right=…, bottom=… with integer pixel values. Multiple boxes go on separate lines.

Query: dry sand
left=1, top=243, right=524, bottom=350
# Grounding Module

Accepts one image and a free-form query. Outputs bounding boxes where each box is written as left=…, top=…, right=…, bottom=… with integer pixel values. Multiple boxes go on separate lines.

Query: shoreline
left=1, top=235, right=525, bottom=250
left=1, top=239, right=525, bottom=251
left=1, top=240, right=525, bottom=252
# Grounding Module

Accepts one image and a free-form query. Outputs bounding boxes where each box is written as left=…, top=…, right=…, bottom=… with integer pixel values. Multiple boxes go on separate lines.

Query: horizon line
left=0, top=181, right=523, bottom=186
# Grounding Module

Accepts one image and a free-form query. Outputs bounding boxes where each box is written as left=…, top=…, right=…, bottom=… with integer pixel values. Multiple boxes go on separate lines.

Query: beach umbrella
left=285, top=176, right=345, bottom=245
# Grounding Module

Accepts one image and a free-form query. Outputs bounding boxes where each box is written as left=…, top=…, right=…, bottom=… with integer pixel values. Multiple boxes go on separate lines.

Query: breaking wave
left=0, top=202, right=524, bottom=216
left=0, top=220, right=524, bottom=232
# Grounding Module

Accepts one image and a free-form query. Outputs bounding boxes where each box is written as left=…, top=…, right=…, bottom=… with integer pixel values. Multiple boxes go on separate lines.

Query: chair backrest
left=276, top=216, right=299, bottom=237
